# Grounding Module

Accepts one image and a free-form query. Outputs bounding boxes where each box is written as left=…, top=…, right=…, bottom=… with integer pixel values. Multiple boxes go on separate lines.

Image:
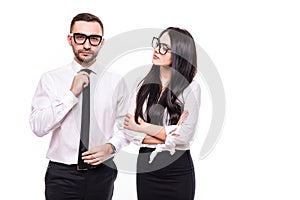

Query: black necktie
left=77, top=68, right=92, bottom=170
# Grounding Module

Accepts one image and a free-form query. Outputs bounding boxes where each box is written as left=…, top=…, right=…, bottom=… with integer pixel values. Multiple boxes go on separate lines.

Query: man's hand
left=70, top=71, right=90, bottom=96
left=82, top=143, right=114, bottom=165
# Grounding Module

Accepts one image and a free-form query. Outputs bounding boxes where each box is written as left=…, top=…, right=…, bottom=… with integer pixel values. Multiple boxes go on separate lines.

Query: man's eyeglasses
left=69, top=33, right=103, bottom=46
left=151, top=37, right=172, bottom=55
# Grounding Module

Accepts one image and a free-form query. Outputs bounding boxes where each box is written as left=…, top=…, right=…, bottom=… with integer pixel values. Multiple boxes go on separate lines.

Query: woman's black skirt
left=136, top=147, right=195, bottom=200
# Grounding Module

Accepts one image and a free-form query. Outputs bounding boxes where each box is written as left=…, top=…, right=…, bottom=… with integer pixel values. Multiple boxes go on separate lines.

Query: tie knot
left=80, top=68, right=92, bottom=74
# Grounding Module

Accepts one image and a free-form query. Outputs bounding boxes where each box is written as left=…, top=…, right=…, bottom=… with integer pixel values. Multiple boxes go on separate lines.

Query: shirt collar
left=71, top=60, right=97, bottom=75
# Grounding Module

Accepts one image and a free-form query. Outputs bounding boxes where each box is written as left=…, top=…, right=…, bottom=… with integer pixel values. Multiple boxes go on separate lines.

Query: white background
left=1, top=0, right=300, bottom=199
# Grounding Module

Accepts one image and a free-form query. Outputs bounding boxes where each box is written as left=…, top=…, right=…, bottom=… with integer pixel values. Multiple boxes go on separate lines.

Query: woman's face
left=152, top=32, right=172, bottom=67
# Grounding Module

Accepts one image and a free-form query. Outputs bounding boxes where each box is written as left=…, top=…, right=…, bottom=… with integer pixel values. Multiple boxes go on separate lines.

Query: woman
left=124, top=27, right=201, bottom=200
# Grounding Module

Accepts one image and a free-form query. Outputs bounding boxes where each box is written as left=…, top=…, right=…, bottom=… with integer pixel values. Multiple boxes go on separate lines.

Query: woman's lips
left=153, top=54, right=159, bottom=60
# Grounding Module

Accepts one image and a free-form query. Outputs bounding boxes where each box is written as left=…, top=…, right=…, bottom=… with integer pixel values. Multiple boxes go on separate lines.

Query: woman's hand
left=124, top=111, right=189, bottom=141
left=177, top=111, right=189, bottom=125
left=124, top=113, right=166, bottom=142
left=124, top=114, right=145, bottom=132
left=142, top=135, right=164, bottom=144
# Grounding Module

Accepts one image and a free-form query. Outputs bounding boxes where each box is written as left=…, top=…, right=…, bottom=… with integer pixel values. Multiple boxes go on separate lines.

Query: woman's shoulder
left=182, top=79, right=201, bottom=100
left=186, top=79, right=201, bottom=92
left=189, top=79, right=201, bottom=89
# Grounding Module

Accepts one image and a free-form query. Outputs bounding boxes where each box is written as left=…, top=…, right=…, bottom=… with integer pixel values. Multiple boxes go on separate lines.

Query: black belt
left=49, top=157, right=114, bottom=171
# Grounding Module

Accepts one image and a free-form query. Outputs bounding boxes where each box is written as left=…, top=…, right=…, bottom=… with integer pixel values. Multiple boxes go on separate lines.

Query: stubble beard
left=73, top=46, right=99, bottom=66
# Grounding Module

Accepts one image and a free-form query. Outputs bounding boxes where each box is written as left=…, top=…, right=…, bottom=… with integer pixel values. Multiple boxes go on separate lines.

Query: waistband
left=139, top=147, right=189, bottom=153
left=49, top=157, right=114, bottom=171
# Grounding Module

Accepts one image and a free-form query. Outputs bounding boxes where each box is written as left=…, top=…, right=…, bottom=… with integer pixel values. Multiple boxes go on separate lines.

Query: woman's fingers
left=177, top=111, right=189, bottom=125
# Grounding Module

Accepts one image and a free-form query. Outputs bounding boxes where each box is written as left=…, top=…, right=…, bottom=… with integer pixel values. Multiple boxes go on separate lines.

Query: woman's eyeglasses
left=151, top=37, right=171, bottom=55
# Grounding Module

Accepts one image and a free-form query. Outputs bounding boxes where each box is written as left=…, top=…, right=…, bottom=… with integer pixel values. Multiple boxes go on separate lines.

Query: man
left=30, top=13, right=129, bottom=200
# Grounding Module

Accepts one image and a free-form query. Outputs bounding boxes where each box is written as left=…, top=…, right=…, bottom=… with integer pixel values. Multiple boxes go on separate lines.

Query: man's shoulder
left=40, top=63, right=73, bottom=79
left=46, top=63, right=72, bottom=75
left=98, top=70, right=124, bottom=83
left=95, top=70, right=127, bottom=92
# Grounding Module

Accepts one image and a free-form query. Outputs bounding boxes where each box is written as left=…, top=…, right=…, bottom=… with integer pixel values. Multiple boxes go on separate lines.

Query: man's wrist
left=106, top=143, right=116, bottom=154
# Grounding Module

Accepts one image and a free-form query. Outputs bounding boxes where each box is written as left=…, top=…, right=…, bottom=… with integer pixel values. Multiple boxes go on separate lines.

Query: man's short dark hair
left=70, top=13, right=104, bottom=35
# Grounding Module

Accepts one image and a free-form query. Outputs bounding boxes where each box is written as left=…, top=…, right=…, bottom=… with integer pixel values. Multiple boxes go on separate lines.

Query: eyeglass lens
left=73, top=33, right=102, bottom=46
left=152, top=37, right=170, bottom=55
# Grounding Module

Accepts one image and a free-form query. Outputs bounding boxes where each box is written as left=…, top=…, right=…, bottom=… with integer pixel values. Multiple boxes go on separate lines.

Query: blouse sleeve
left=166, top=80, right=201, bottom=147
left=125, top=91, right=185, bottom=145
left=124, top=87, right=148, bottom=145
left=149, top=81, right=201, bottom=163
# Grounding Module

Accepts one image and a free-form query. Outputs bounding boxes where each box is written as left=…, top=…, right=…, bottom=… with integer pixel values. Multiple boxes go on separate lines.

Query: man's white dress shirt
left=30, top=61, right=130, bottom=164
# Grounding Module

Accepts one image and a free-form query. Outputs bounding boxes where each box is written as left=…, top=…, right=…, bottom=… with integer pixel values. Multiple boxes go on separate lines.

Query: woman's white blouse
left=125, top=80, right=201, bottom=163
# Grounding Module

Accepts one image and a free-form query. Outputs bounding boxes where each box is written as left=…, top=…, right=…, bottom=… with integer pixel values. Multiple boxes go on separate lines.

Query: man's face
left=68, top=21, right=104, bottom=67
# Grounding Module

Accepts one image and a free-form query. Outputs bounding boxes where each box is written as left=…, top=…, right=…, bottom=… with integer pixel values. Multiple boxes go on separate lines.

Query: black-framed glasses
left=151, top=37, right=172, bottom=55
left=69, top=33, right=103, bottom=46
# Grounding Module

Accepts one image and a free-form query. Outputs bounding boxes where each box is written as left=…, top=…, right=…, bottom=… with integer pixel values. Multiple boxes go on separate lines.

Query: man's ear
left=100, top=38, right=105, bottom=48
left=67, top=34, right=72, bottom=46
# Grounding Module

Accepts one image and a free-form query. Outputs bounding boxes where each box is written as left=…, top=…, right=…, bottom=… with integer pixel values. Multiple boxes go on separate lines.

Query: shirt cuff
left=61, top=90, right=78, bottom=107
left=108, top=134, right=130, bottom=153
left=132, top=133, right=146, bottom=145
left=108, top=137, right=121, bottom=152
left=124, top=129, right=146, bottom=145
left=164, top=125, right=179, bottom=135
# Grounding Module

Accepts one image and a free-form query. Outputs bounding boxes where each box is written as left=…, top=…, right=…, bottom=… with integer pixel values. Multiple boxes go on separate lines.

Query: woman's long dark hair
left=135, top=27, right=197, bottom=125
